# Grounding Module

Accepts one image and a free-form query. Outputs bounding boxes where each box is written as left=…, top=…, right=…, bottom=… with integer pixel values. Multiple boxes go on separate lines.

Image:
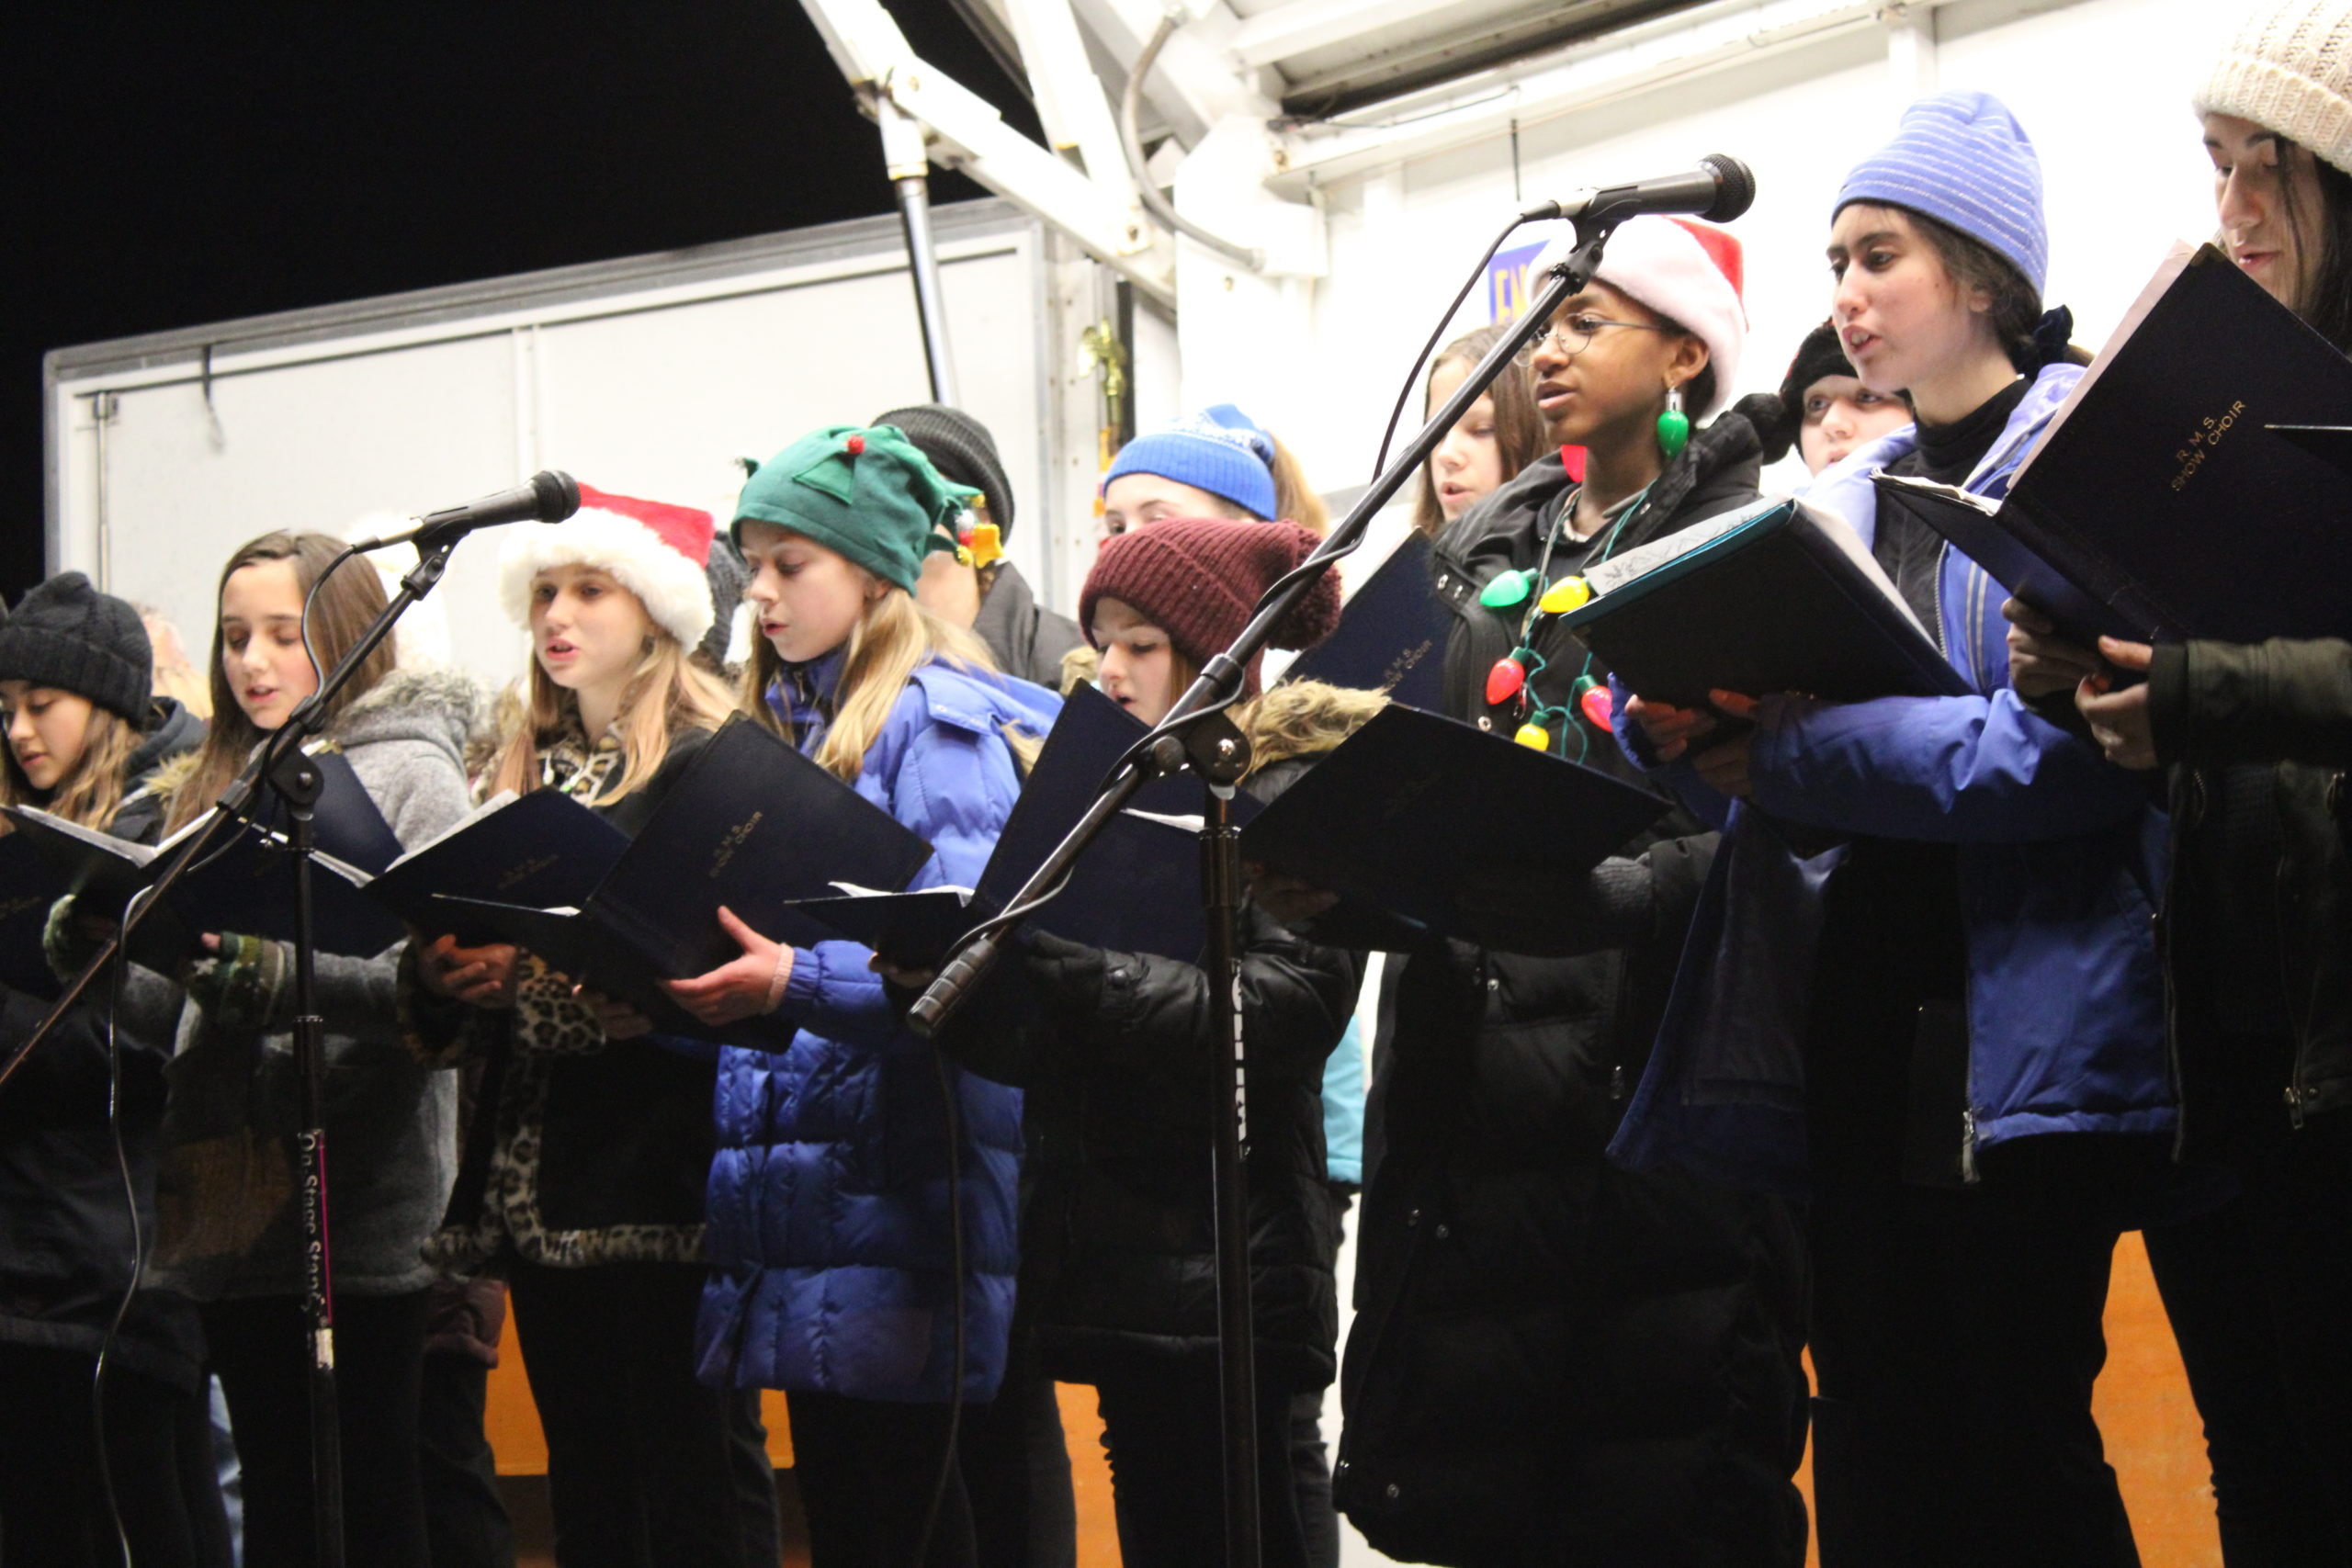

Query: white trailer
left=44, top=197, right=1177, bottom=688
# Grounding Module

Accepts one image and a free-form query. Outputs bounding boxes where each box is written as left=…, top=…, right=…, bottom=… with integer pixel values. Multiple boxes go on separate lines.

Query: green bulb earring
left=1657, top=383, right=1690, bottom=459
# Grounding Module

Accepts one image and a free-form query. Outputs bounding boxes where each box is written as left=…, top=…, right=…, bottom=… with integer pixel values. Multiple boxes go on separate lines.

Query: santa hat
left=1587, top=215, right=1747, bottom=420
left=498, top=483, right=717, bottom=649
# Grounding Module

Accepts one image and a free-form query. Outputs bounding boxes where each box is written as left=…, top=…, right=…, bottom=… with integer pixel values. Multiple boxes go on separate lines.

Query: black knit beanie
left=872, top=403, right=1017, bottom=542
left=0, top=572, right=152, bottom=721
left=1778, top=320, right=1854, bottom=414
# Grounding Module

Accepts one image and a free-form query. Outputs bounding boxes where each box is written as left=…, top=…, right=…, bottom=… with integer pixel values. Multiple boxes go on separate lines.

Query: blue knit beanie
left=1102, top=403, right=1280, bottom=520
left=1835, top=91, right=2049, bottom=294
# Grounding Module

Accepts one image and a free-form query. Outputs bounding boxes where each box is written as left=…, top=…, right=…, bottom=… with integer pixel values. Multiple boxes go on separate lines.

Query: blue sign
left=1487, top=242, right=1550, bottom=322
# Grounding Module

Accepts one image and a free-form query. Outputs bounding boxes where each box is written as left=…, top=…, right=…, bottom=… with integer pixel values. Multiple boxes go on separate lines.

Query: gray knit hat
left=0, top=572, right=152, bottom=721
left=872, top=403, right=1017, bottom=542
left=2197, top=0, right=2352, bottom=175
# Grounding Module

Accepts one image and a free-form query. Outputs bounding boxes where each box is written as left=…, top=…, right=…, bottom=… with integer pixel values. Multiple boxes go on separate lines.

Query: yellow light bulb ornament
left=1513, top=719, right=1552, bottom=750
left=1538, top=576, right=1592, bottom=615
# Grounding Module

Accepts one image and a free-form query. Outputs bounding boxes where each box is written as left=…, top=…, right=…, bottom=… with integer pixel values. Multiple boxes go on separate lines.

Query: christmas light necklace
left=1478, top=478, right=1656, bottom=761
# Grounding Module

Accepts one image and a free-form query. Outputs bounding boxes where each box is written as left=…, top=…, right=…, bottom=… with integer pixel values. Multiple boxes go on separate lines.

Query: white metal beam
left=795, top=0, right=1173, bottom=299
left=1268, top=0, right=1960, bottom=190
left=1228, top=0, right=1471, bottom=68
left=1001, top=0, right=1137, bottom=192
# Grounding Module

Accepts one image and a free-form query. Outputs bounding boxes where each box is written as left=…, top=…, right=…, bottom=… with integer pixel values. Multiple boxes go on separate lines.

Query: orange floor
left=485, top=1231, right=2217, bottom=1566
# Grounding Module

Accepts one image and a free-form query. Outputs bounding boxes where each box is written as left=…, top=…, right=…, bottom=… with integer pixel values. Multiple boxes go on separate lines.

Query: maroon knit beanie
left=1080, top=517, right=1342, bottom=695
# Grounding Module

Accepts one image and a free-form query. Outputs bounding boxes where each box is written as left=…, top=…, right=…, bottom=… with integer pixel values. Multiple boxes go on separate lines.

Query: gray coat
left=138, top=666, right=482, bottom=1300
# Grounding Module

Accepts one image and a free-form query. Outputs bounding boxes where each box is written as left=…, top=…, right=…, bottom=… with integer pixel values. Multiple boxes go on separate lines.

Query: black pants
left=204, top=1290, right=432, bottom=1568
left=1092, top=1359, right=1309, bottom=1568
left=2145, top=1112, right=2352, bottom=1568
left=417, top=1350, right=514, bottom=1568
left=786, top=1388, right=976, bottom=1568
left=955, top=1352, right=1075, bottom=1568
left=0, top=1343, right=232, bottom=1568
left=505, top=1260, right=752, bottom=1568
left=1808, top=1136, right=2149, bottom=1568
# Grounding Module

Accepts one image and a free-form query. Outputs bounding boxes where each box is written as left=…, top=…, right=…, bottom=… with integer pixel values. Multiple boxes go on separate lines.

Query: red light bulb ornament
left=1486, top=649, right=1531, bottom=706
left=1574, top=674, right=1614, bottom=731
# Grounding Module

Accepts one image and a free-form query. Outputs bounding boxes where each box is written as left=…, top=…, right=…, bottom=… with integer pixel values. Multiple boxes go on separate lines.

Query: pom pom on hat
left=1836, top=91, right=2049, bottom=293
left=499, top=484, right=718, bottom=649
left=1080, top=517, right=1340, bottom=696
left=2197, top=0, right=2352, bottom=176
left=1577, top=215, right=1748, bottom=420
left=1102, top=404, right=1281, bottom=520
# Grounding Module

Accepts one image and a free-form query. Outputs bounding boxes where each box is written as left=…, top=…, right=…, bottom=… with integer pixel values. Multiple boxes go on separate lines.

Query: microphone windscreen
left=1700, top=155, right=1757, bottom=223
left=532, top=470, right=582, bottom=522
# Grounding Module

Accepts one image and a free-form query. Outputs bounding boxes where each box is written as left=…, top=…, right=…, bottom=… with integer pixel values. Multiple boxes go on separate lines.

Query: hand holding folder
left=426, top=715, right=933, bottom=1043
left=788, top=683, right=1236, bottom=972
left=4, top=750, right=406, bottom=968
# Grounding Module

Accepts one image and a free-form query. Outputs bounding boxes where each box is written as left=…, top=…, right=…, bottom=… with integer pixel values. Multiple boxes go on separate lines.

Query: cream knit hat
left=2197, top=0, right=2352, bottom=175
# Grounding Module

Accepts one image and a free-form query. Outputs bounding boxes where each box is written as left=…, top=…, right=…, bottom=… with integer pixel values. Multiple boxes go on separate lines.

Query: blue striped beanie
left=1835, top=91, right=2048, bottom=294
left=1102, top=403, right=1280, bottom=520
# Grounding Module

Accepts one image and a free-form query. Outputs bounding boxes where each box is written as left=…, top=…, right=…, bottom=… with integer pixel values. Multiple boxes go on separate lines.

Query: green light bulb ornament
left=1657, top=383, right=1690, bottom=460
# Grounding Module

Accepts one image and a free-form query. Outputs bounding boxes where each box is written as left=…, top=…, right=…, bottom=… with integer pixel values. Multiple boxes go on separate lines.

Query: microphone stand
left=3, top=533, right=466, bottom=1568
left=911, top=220, right=1623, bottom=1566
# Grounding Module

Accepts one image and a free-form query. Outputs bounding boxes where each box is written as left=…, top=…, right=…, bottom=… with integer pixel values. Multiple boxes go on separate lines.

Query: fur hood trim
left=1243, top=680, right=1386, bottom=773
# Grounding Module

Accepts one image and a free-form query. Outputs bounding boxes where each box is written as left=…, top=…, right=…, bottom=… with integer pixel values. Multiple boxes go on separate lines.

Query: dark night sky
left=6, top=2, right=1036, bottom=602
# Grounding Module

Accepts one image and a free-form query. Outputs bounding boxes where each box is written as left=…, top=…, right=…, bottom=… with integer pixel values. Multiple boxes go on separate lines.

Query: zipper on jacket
left=1959, top=1108, right=1980, bottom=1184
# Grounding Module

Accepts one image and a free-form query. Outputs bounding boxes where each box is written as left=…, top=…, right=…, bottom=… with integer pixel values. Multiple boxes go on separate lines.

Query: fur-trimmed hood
left=143, top=665, right=491, bottom=810
left=1243, top=680, right=1386, bottom=773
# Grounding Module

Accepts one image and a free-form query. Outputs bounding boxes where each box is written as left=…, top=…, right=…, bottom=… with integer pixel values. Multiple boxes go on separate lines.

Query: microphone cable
left=910, top=1045, right=970, bottom=1566
left=91, top=880, right=163, bottom=1566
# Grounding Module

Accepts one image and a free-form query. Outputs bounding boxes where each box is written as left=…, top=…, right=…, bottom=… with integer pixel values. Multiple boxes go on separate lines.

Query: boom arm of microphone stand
left=0, top=536, right=466, bottom=1098
left=908, top=226, right=1617, bottom=1039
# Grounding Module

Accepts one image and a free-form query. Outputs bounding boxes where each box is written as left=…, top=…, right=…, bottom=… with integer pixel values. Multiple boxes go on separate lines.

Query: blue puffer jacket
left=696, top=653, right=1061, bottom=1403
left=1611, top=364, right=2175, bottom=1192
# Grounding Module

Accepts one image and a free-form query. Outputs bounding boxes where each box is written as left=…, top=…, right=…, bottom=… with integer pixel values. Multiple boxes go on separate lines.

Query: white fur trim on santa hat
left=498, top=508, right=716, bottom=649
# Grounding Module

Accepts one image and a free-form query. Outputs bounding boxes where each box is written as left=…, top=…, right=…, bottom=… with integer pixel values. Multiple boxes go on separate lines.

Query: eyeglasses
left=1535, top=311, right=1676, bottom=357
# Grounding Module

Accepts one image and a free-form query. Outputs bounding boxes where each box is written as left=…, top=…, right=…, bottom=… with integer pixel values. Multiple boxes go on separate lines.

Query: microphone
left=1521, top=154, right=1757, bottom=227
left=350, top=469, right=582, bottom=553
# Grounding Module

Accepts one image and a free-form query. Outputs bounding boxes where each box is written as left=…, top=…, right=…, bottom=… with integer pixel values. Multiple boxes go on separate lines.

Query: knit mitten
left=40, top=896, right=108, bottom=984
left=180, top=932, right=293, bottom=1035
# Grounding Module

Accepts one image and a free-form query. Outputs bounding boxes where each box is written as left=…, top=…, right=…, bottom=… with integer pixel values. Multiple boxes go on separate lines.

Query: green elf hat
left=731, top=423, right=979, bottom=594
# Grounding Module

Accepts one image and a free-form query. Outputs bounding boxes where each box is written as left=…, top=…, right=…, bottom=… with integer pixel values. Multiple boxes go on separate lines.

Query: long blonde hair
left=0, top=704, right=144, bottom=830
left=487, top=623, right=735, bottom=806
left=168, top=532, right=399, bottom=833
left=740, top=581, right=1016, bottom=783
left=1268, top=436, right=1329, bottom=536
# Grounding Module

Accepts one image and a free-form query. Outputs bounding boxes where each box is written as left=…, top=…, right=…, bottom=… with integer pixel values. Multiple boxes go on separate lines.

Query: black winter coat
left=408, top=728, right=722, bottom=1270
left=1338, top=418, right=1811, bottom=1567
left=973, top=561, right=1086, bottom=692
left=0, top=698, right=207, bottom=1391
left=2150, top=636, right=2352, bottom=1141
left=940, top=739, right=1362, bottom=1394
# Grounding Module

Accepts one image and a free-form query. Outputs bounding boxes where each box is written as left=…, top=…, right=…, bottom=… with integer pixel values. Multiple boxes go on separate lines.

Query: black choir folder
left=1236, top=704, right=1668, bottom=947
left=790, top=682, right=1235, bottom=968
left=2, top=750, right=406, bottom=967
left=367, top=789, right=629, bottom=943
left=1876, top=242, right=2352, bottom=647
left=1279, top=531, right=1449, bottom=709
left=1550, top=495, right=1971, bottom=708
left=1, top=832, right=66, bottom=998
left=432, top=715, right=933, bottom=1042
